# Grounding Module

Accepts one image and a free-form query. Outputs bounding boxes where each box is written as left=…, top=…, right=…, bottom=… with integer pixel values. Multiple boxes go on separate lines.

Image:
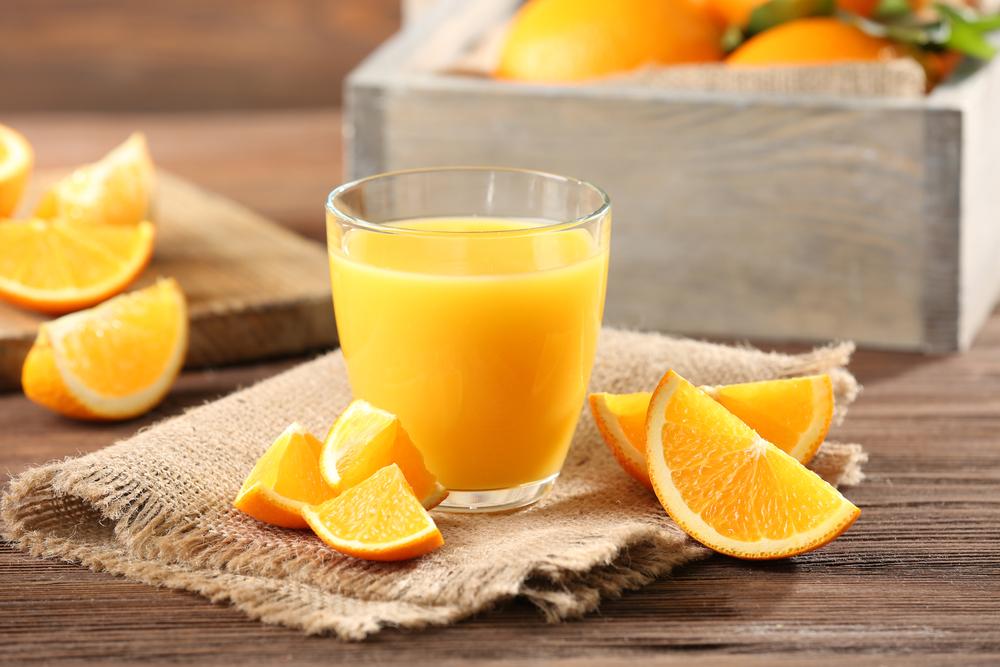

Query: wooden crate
left=346, top=0, right=1000, bottom=352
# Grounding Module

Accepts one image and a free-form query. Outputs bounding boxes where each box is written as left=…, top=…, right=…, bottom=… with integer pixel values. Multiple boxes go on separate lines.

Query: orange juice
left=328, top=217, right=609, bottom=491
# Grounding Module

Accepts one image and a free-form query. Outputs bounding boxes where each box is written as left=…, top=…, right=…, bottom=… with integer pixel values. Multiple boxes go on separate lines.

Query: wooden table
left=2, top=112, right=998, bottom=666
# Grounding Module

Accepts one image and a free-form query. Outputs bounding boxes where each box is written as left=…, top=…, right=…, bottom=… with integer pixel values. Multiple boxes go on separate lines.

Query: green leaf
left=746, top=0, right=836, bottom=36
left=874, top=0, right=912, bottom=20
left=841, top=11, right=946, bottom=46
left=967, top=14, right=1000, bottom=32
left=937, top=3, right=998, bottom=59
left=721, top=25, right=745, bottom=53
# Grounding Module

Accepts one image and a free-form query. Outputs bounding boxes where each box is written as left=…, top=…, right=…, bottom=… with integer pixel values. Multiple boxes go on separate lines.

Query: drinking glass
left=326, top=167, right=611, bottom=512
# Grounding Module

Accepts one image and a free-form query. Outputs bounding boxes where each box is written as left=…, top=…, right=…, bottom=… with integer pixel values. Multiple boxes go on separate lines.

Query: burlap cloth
left=2, top=328, right=867, bottom=639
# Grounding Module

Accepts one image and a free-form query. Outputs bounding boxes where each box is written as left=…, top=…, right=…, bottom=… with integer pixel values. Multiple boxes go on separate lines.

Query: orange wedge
left=703, top=375, right=833, bottom=464
left=0, top=124, right=33, bottom=218
left=22, top=278, right=187, bottom=420
left=0, top=218, right=154, bottom=314
left=321, top=399, right=448, bottom=509
left=35, top=132, right=154, bottom=226
left=589, top=392, right=653, bottom=490
left=591, top=375, right=833, bottom=487
left=645, top=370, right=859, bottom=559
left=233, top=423, right=335, bottom=529
left=303, top=463, right=444, bottom=561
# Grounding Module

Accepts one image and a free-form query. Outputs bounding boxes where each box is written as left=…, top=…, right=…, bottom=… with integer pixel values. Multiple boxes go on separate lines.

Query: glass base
left=435, top=473, right=559, bottom=513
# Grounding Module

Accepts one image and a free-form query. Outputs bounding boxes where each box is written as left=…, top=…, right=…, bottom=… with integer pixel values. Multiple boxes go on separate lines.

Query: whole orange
left=727, top=18, right=901, bottom=65
left=496, top=0, right=724, bottom=83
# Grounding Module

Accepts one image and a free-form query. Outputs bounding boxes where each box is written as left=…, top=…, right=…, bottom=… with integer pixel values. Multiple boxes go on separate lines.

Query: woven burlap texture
left=2, top=328, right=867, bottom=639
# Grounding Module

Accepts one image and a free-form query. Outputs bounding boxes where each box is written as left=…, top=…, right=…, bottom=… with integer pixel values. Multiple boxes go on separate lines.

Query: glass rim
left=325, top=166, right=611, bottom=236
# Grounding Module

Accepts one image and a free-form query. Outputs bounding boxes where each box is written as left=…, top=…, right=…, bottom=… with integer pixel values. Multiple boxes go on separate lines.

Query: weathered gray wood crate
left=345, top=0, right=1000, bottom=352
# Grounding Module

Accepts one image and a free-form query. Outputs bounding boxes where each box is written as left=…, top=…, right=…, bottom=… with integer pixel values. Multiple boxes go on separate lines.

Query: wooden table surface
left=2, top=111, right=999, bottom=666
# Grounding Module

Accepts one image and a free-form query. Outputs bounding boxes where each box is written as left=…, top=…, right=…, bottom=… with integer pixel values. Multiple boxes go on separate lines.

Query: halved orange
left=303, top=463, right=444, bottom=561
left=0, top=218, right=154, bottom=314
left=22, top=278, right=187, bottom=420
left=35, top=132, right=154, bottom=226
left=0, top=124, right=33, bottom=218
left=589, top=392, right=653, bottom=490
left=702, top=375, right=833, bottom=464
left=233, top=423, right=335, bottom=529
left=321, top=399, right=448, bottom=509
left=645, top=370, right=859, bottom=559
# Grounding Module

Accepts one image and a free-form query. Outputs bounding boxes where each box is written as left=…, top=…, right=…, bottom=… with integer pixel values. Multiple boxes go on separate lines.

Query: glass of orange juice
left=326, top=167, right=611, bottom=512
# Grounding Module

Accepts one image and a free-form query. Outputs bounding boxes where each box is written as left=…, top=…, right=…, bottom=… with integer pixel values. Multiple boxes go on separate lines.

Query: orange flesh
left=56, top=281, right=182, bottom=396
left=304, top=464, right=443, bottom=561
left=323, top=400, right=447, bottom=509
left=711, top=374, right=832, bottom=463
left=657, top=377, right=849, bottom=543
left=234, top=426, right=334, bottom=529
left=0, top=219, right=154, bottom=314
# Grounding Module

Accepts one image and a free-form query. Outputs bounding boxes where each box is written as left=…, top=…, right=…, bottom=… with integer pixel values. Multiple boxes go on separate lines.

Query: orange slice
left=35, top=132, right=154, bottom=226
left=22, top=278, right=187, bottom=420
left=234, top=423, right=335, bottom=529
left=645, top=370, right=860, bottom=559
left=0, top=218, right=154, bottom=314
left=0, top=124, right=33, bottom=218
left=703, top=375, right=833, bottom=464
left=321, top=399, right=448, bottom=509
left=589, top=392, right=653, bottom=490
left=590, top=375, right=833, bottom=487
left=303, top=463, right=444, bottom=561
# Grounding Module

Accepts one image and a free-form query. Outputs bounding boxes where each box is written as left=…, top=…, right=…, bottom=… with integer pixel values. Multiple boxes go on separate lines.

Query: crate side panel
left=370, top=87, right=932, bottom=349
left=954, top=63, right=1000, bottom=349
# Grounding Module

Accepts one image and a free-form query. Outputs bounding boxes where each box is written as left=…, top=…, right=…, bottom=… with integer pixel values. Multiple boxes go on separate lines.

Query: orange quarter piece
left=35, top=132, right=154, bottom=226
left=233, top=423, right=335, bottom=529
left=303, top=463, right=444, bottom=561
left=321, top=399, right=448, bottom=510
left=645, top=370, right=859, bottom=559
left=21, top=278, right=187, bottom=420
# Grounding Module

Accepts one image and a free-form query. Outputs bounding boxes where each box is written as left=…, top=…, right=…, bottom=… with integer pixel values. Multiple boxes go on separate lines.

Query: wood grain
left=346, top=0, right=1000, bottom=353
left=0, top=0, right=400, bottom=111
left=0, top=171, right=337, bottom=390
left=2, top=111, right=999, bottom=665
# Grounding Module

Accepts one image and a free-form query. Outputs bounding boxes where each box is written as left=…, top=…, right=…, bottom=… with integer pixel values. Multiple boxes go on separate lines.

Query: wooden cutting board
left=0, top=171, right=337, bottom=391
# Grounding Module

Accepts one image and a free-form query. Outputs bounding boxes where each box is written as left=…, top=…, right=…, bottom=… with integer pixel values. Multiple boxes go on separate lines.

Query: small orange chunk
left=303, top=463, right=444, bottom=561
left=321, top=399, right=448, bottom=509
left=35, top=132, right=154, bottom=226
left=234, top=423, right=335, bottom=529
